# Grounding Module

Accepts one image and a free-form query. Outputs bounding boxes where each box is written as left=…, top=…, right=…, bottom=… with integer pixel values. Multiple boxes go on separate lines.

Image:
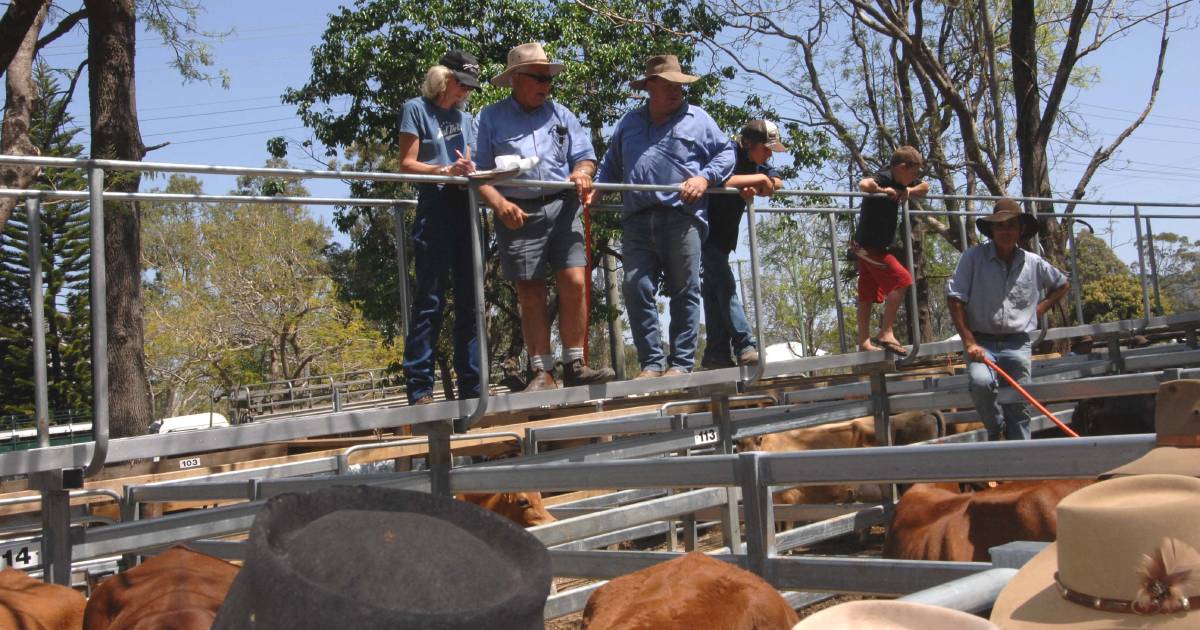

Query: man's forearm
left=570, top=160, right=595, bottom=179
left=477, top=184, right=507, bottom=209
left=948, top=299, right=976, bottom=346
left=1039, top=282, right=1071, bottom=315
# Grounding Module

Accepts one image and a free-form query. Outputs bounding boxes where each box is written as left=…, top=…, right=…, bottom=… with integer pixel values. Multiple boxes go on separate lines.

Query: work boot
left=523, top=369, right=559, bottom=392
left=663, top=367, right=689, bottom=378
left=411, top=395, right=434, bottom=405
left=737, top=348, right=760, bottom=366
left=700, top=355, right=735, bottom=370
left=634, top=367, right=664, bottom=379
left=562, top=359, right=615, bottom=387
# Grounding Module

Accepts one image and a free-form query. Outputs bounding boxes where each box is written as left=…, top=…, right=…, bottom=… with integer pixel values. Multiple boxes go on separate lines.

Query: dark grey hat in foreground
left=212, top=485, right=552, bottom=630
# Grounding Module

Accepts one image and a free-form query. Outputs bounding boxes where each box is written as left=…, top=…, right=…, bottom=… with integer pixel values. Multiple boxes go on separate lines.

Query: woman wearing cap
left=398, top=51, right=483, bottom=405
left=946, top=198, right=1070, bottom=441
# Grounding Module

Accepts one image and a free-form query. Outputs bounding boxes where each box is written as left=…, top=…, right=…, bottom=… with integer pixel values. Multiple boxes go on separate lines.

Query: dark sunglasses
left=518, top=72, right=555, bottom=84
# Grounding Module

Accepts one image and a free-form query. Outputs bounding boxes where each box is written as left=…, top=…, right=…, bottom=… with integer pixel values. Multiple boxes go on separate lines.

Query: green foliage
left=135, top=0, right=231, bottom=86
left=142, top=169, right=402, bottom=417
left=0, top=64, right=93, bottom=417
left=1082, top=274, right=1144, bottom=324
left=1072, top=230, right=1129, bottom=287
left=1149, top=231, right=1198, bottom=314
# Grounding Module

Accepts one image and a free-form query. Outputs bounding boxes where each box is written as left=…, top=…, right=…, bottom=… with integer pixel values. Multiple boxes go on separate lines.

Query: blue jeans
left=700, top=241, right=756, bottom=362
left=622, top=207, right=702, bottom=372
left=966, top=334, right=1032, bottom=440
left=402, top=186, right=480, bottom=402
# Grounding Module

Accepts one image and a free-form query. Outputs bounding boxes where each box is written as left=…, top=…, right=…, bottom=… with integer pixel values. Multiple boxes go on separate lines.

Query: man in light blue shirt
left=947, top=198, right=1071, bottom=440
left=596, top=54, right=735, bottom=378
left=475, top=43, right=614, bottom=391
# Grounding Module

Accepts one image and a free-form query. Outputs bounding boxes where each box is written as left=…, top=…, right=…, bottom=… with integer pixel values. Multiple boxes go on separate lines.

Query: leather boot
left=523, top=370, right=559, bottom=392
left=562, top=359, right=615, bottom=387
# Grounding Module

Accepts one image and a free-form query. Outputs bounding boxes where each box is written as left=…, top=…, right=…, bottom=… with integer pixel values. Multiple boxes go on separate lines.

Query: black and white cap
left=739, top=119, right=788, bottom=152
left=439, top=49, right=482, bottom=89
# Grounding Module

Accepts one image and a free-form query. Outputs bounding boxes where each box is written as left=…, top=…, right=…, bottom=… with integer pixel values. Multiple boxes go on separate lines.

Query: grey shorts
left=495, top=194, right=587, bottom=280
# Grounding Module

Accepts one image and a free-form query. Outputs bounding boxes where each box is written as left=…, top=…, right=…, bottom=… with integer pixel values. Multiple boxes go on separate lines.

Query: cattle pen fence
left=1, top=154, right=1199, bottom=619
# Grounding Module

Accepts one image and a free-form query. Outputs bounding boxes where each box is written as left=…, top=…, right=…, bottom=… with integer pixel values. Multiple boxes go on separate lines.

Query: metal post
left=27, top=197, right=50, bottom=448
left=39, top=476, right=71, bottom=585
left=745, top=201, right=766, bottom=382
left=423, top=421, right=453, bottom=497
left=870, top=371, right=897, bottom=507
left=827, top=212, right=848, bottom=354
left=391, top=204, right=411, bottom=338
left=897, top=200, right=922, bottom=364
left=1066, top=219, right=1084, bottom=324
left=957, top=205, right=970, bottom=252
left=459, top=186, right=490, bottom=431
left=711, top=394, right=741, bottom=554
left=1132, top=205, right=1152, bottom=322
left=603, top=243, right=625, bottom=381
left=1145, top=217, right=1163, bottom=316
left=84, top=166, right=109, bottom=477
left=738, top=452, right=774, bottom=579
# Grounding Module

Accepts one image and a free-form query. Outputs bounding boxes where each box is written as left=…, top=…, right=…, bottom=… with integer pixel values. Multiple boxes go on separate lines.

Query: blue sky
left=42, top=2, right=1200, bottom=252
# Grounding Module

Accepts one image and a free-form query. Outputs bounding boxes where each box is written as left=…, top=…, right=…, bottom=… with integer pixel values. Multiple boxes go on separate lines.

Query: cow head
left=458, top=492, right=557, bottom=527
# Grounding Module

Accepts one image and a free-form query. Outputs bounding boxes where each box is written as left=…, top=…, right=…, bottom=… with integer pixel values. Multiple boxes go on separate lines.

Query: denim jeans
left=621, top=207, right=702, bottom=372
left=402, top=186, right=480, bottom=402
left=700, top=241, right=756, bottom=362
left=966, top=334, right=1032, bottom=440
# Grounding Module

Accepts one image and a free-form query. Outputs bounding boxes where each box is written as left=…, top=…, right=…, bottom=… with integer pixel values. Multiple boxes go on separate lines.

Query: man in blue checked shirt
left=596, top=54, right=735, bottom=379
left=947, top=199, right=1070, bottom=441
left=475, top=43, right=615, bottom=391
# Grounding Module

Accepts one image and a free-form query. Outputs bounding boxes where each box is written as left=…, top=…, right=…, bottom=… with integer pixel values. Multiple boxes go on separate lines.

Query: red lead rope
left=981, top=357, right=1080, bottom=438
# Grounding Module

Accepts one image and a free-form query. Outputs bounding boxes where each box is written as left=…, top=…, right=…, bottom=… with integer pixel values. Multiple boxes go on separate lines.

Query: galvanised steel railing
left=2, top=153, right=1199, bottom=585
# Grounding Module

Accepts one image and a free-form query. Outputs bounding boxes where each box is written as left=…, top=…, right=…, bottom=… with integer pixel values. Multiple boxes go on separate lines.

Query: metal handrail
left=336, top=431, right=523, bottom=474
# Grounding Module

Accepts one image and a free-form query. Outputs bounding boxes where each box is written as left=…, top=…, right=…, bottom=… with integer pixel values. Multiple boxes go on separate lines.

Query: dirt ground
left=543, top=524, right=889, bottom=628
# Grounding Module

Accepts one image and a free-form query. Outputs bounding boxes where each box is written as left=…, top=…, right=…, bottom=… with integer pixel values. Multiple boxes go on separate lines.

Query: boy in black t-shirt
left=853, top=146, right=929, bottom=355
left=699, top=120, right=786, bottom=369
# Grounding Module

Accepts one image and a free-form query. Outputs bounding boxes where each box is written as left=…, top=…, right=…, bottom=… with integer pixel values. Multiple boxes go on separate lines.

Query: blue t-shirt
left=397, top=96, right=476, bottom=170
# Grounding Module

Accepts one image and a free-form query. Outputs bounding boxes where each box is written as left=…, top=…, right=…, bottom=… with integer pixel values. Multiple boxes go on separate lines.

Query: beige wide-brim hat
left=490, top=42, right=564, bottom=88
left=1103, top=379, right=1200, bottom=478
left=990, top=474, right=1200, bottom=629
left=629, top=54, right=700, bottom=90
left=977, top=197, right=1039, bottom=240
left=792, top=600, right=997, bottom=629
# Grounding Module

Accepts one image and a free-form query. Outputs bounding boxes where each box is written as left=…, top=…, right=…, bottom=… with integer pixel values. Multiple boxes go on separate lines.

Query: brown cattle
left=1073, top=393, right=1155, bottom=436
left=738, top=411, right=944, bottom=504
left=581, top=552, right=798, bottom=630
left=84, top=545, right=239, bottom=630
left=883, top=479, right=1093, bottom=562
left=0, top=566, right=85, bottom=630
left=457, top=492, right=556, bottom=527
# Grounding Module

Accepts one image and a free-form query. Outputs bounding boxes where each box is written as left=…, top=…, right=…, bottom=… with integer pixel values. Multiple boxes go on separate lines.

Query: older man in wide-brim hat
left=595, top=54, right=735, bottom=379
left=946, top=198, right=1071, bottom=441
left=474, top=42, right=614, bottom=391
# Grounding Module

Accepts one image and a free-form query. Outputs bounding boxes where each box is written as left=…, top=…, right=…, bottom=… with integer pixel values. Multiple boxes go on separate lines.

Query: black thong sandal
left=871, top=337, right=909, bottom=356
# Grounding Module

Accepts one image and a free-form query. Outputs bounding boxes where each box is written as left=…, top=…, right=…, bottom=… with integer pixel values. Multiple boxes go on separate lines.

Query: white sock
left=564, top=347, right=584, bottom=364
left=532, top=354, right=554, bottom=372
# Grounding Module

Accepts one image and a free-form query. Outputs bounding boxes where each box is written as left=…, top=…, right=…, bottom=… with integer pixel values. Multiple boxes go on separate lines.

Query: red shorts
left=856, top=245, right=913, bottom=303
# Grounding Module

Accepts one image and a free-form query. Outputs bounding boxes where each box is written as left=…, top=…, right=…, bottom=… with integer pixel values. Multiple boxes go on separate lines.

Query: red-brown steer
left=582, top=552, right=797, bottom=629
left=84, top=545, right=239, bottom=630
left=884, top=479, right=1093, bottom=562
left=0, top=566, right=86, bottom=630
left=457, top=492, right=556, bottom=527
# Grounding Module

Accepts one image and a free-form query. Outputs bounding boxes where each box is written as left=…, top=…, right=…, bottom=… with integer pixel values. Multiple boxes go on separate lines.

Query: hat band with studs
left=1055, top=573, right=1195, bottom=615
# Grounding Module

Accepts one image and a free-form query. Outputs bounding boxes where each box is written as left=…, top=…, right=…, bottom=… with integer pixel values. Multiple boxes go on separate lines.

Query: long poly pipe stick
left=982, top=357, right=1080, bottom=438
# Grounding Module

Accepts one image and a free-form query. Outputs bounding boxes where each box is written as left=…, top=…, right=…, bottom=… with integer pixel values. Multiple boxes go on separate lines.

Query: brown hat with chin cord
left=630, top=54, right=700, bottom=90
left=1101, top=379, right=1200, bottom=479
left=990, top=474, right=1200, bottom=628
left=976, top=197, right=1039, bottom=241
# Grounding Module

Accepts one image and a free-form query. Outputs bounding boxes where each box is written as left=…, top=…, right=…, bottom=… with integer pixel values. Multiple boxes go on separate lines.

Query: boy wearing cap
left=698, top=120, right=785, bottom=369
left=854, top=146, right=929, bottom=355
left=947, top=198, right=1070, bottom=440
left=474, top=43, right=614, bottom=391
left=596, top=54, right=735, bottom=378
